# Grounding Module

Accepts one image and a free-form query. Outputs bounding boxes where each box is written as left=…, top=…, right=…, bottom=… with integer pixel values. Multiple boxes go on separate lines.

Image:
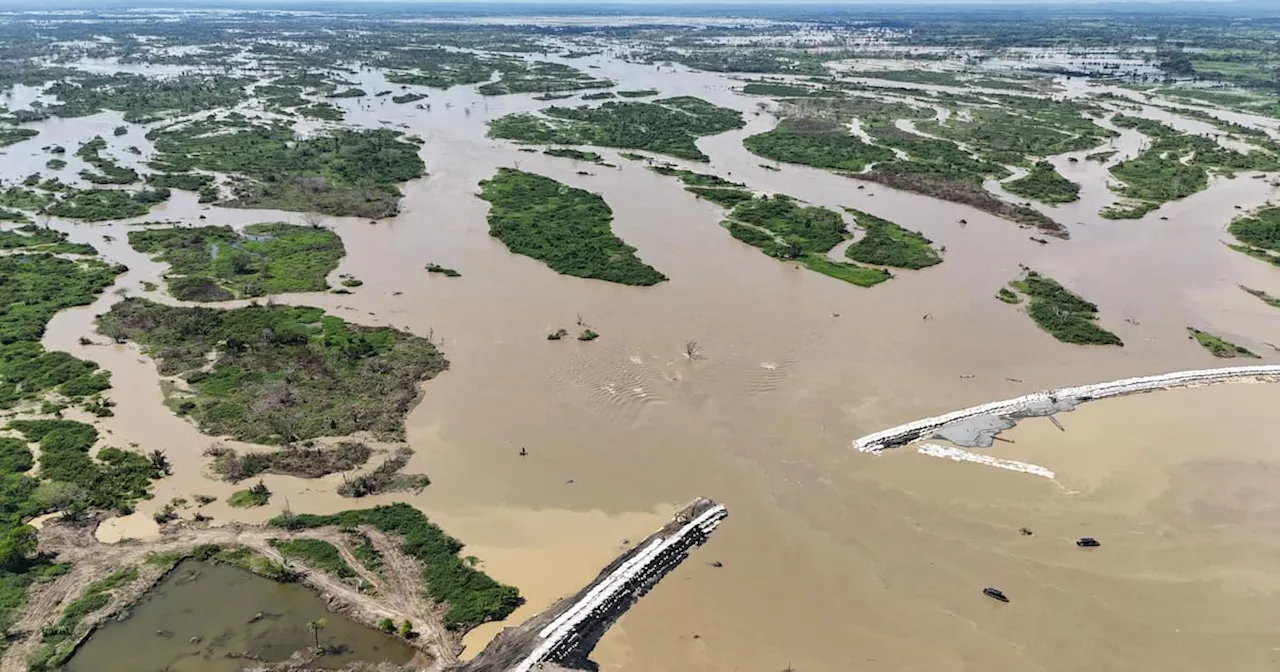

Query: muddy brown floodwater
left=66, top=561, right=415, bottom=672
left=12, top=51, right=1280, bottom=671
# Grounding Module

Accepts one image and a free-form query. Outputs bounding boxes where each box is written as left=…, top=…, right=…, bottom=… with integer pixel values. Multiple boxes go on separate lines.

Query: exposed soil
left=1, top=518, right=458, bottom=672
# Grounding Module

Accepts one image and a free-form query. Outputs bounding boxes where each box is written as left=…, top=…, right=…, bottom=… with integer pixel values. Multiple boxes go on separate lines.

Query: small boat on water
left=1076, top=537, right=1101, bottom=548
left=983, top=587, right=1009, bottom=603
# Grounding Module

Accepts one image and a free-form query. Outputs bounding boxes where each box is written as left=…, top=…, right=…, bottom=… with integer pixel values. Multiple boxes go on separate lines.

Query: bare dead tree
left=301, top=212, right=325, bottom=229
left=684, top=340, right=701, bottom=360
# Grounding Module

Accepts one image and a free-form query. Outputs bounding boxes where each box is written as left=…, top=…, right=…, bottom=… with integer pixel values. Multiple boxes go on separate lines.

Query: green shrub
left=478, top=168, right=666, bottom=286
left=1007, top=272, right=1122, bottom=346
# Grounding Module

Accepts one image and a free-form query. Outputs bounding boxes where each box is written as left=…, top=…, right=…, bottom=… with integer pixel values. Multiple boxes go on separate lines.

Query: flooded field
left=3, top=9, right=1280, bottom=671
left=66, top=561, right=415, bottom=671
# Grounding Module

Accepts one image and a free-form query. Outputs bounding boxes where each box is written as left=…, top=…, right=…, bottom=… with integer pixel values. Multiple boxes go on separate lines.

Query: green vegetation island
left=477, top=168, right=666, bottom=286
left=97, top=299, right=448, bottom=444
left=1187, top=327, right=1259, bottom=358
left=128, top=223, right=344, bottom=301
left=1005, top=271, right=1123, bottom=346
left=1227, top=206, right=1280, bottom=266
left=489, top=97, right=744, bottom=161
left=722, top=195, right=890, bottom=288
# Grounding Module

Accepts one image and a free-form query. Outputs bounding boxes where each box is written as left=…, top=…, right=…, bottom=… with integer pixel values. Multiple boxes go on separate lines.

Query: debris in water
left=519, top=447, right=528, bottom=457
left=1076, top=537, right=1100, bottom=548
left=983, top=587, right=1009, bottom=603
left=1019, top=527, right=1033, bottom=536
left=1048, top=415, right=1065, bottom=432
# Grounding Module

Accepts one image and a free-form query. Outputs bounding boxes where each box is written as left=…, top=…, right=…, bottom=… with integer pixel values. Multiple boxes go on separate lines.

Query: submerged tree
left=307, top=617, right=328, bottom=650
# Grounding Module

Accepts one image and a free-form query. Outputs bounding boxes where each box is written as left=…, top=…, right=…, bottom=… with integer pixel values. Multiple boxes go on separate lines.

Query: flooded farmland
left=2, top=7, right=1280, bottom=672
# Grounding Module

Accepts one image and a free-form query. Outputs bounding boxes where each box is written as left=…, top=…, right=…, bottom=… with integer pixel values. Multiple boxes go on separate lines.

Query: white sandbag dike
left=855, top=365, right=1280, bottom=454
left=917, top=443, right=1056, bottom=479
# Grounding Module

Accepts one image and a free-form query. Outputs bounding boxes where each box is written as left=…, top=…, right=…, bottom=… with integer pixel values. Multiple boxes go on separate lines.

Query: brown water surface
left=13, top=52, right=1280, bottom=671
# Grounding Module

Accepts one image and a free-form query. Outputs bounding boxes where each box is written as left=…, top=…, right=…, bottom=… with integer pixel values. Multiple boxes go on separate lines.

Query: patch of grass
left=617, top=89, right=658, bottom=98
left=489, top=97, right=744, bottom=162
left=270, top=503, right=522, bottom=630
left=577, top=329, right=599, bottom=341
left=128, top=223, right=344, bottom=300
left=269, top=538, right=356, bottom=578
left=1187, top=327, right=1259, bottom=358
left=1007, top=271, right=1123, bottom=346
left=97, top=299, right=448, bottom=444
left=547, top=328, right=568, bottom=341
left=843, top=208, right=942, bottom=269
left=799, top=255, right=891, bottom=287
left=1004, top=161, right=1081, bottom=204
left=228, top=480, right=271, bottom=508
left=580, top=91, right=615, bottom=100
left=1086, top=150, right=1117, bottom=163
left=478, top=168, right=665, bottom=286
left=997, top=287, right=1021, bottom=304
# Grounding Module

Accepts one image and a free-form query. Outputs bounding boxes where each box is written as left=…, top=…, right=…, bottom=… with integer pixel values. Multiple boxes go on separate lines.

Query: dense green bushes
left=1105, top=115, right=1278, bottom=218
left=844, top=208, right=942, bottom=269
left=647, top=165, right=754, bottom=208
left=76, top=137, right=139, bottom=185
left=478, top=168, right=666, bottom=286
left=97, top=299, right=448, bottom=443
left=743, top=118, right=894, bottom=172
left=1003, top=161, right=1081, bottom=204
left=128, top=223, right=345, bottom=300
left=43, top=72, right=248, bottom=122
left=150, top=120, right=424, bottom=218
left=0, top=253, right=122, bottom=408
left=1228, top=206, right=1280, bottom=264
left=271, top=503, right=522, bottom=630
left=1006, top=272, right=1123, bottom=346
left=489, top=97, right=744, bottom=161
left=9, top=420, right=162, bottom=513
left=721, top=196, right=890, bottom=287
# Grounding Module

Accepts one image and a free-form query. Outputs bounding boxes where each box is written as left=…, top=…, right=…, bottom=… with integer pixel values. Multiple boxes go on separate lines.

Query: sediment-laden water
left=8, top=45, right=1280, bottom=672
